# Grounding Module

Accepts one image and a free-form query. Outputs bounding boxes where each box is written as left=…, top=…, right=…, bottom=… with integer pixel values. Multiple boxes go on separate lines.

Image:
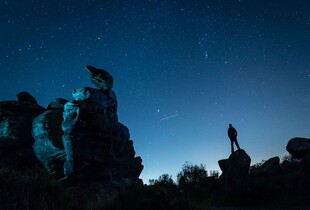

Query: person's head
left=229, top=123, right=232, bottom=127
left=85, top=65, right=113, bottom=90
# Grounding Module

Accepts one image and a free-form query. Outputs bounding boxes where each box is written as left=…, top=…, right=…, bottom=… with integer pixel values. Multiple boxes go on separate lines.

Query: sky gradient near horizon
left=1, top=0, right=310, bottom=182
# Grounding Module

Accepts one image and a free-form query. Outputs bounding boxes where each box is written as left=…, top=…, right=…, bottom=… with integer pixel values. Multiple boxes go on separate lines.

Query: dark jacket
left=228, top=126, right=237, bottom=139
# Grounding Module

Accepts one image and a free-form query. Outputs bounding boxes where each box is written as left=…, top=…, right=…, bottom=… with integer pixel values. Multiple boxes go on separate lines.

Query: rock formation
left=286, top=137, right=310, bottom=175
left=0, top=92, right=45, bottom=168
left=218, top=149, right=251, bottom=182
left=286, top=137, right=310, bottom=159
left=32, top=66, right=143, bottom=185
left=32, top=98, right=67, bottom=178
left=250, top=156, right=281, bottom=175
left=218, top=137, right=310, bottom=182
left=0, top=66, right=143, bottom=188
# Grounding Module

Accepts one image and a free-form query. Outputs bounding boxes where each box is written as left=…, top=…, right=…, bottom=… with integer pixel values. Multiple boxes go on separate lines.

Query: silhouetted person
left=227, top=124, right=241, bottom=154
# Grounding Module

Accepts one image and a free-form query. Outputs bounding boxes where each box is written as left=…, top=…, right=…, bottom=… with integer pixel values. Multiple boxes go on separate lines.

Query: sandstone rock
left=47, top=98, right=68, bottom=110
left=33, top=99, right=143, bottom=184
left=59, top=106, right=143, bottom=183
left=32, top=67, right=143, bottom=185
left=86, top=65, right=114, bottom=89
left=117, top=122, right=130, bottom=140
left=32, top=100, right=67, bottom=178
left=218, top=149, right=251, bottom=181
left=251, top=156, right=281, bottom=175
left=16, top=91, right=38, bottom=104
left=0, top=67, right=143, bottom=205
left=61, top=66, right=121, bottom=179
left=286, top=137, right=310, bottom=159
left=0, top=92, right=45, bottom=168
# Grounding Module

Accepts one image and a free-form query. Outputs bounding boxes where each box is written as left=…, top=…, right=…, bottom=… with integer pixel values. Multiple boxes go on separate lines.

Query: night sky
left=1, top=0, right=310, bottom=182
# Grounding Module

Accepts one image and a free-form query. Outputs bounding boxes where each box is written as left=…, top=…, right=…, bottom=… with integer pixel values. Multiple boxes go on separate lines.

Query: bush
left=281, top=154, right=292, bottom=163
left=177, top=162, right=208, bottom=186
left=0, top=166, right=69, bottom=210
left=250, top=160, right=266, bottom=172
left=209, top=170, right=219, bottom=178
left=149, top=173, right=175, bottom=187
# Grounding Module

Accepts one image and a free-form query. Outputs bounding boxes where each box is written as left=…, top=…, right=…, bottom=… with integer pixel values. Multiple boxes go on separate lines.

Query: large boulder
left=32, top=98, right=67, bottom=178
left=32, top=98, right=143, bottom=184
left=0, top=92, right=45, bottom=168
left=218, top=149, right=251, bottom=182
left=286, top=137, right=310, bottom=159
left=55, top=66, right=143, bottom=184
left=16, top=91, right=38, bottom=104
left=32, top=66, right=143, bottom=185
left=280, top=159, right=302, bottom=174
left=59, top=97, right=143, bottom=184
left=251, top=156, right=281, bottom=175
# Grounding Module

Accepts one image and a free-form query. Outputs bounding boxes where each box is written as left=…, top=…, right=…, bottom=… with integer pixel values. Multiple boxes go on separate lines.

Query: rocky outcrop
left=32, top=98, right=142, bottom=182
left=286, top=137, right=310, bottom=159
left=251, top=156, right=281, bottom=175
left=286, top=137, right=310, bottom=174
left=32, top=98, right=67, bottom=178
left=32, top=66, right=143, bottom=186
left=0, top=92, right=45, bottom=168
left=218, top=149, right=251, bottom=182
left=16, top=91, right=38, bottom=104
left=58, top=97, right=143, bottom=184
left=0, top=66, right=143, bottom=190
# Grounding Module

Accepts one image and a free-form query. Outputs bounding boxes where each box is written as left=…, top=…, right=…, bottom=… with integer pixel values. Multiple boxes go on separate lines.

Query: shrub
left=149, top=173, right=175, bottom=187
left=209, top=170, right=219, bottom=178
left=177, top=162, right=208, bottom=185
left=250, top=159, right=266, bottom=172
left=281, top=154, right=292, bottom=163
left=0, top=166, right=69, bottom=210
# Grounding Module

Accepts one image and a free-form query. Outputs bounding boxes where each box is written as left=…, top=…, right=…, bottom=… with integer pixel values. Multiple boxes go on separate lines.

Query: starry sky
left=1, top=0, right=310, bottom=183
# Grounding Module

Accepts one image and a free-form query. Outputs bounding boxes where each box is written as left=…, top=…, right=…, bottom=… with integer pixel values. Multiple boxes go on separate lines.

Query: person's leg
left=231, top=140, right=234, bottom=154
left=235, top=139, right=241, bottom=150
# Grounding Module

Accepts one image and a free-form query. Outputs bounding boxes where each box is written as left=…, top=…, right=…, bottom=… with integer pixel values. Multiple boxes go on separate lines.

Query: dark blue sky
left=1, top=0, right=310, bottom=182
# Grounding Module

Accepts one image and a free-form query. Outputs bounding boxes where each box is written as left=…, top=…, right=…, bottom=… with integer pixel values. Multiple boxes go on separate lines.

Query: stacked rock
left=32, top=66, right=143, bottom=185
left=0, top=92, right=45, bottom=168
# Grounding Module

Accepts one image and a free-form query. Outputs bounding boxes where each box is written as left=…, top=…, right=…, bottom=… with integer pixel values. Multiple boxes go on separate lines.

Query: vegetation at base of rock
left=88, top=163, right=216, bottom=210
left=0, top=166, right=69, bottom=210
left=2, top=160, right=309, bottom=210
left=89, top=160, right=310, bottom=209
left=0, top=164, right=215, bottom=210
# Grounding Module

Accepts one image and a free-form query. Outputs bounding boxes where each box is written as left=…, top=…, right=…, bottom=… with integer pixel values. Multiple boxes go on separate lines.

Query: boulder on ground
left=17, top=91, right=38, bottom=104
left=286, top=137, right=310, bottom=159
left=218, top=149, right=251, bottom=182
left=251, top=156, right=281, bottom=175
left=59, top=97, right=142, bottom=184
left=0, top=92, right=45, bottom=168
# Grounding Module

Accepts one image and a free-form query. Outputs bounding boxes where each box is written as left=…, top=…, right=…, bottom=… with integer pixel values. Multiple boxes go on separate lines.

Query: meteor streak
left=160, top=113, right=179, bottom=121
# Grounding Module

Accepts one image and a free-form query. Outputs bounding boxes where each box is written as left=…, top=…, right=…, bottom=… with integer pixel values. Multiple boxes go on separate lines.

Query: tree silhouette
left=177, top=162, right=208, bottom=186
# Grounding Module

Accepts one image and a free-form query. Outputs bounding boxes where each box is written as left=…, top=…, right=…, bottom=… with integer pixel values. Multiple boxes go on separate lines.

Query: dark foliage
left=177, top=162, right=208, bottom=186
left=1, top=160, right=310, bottom=209
left=149, top=173, right=175, bottom=187
left=0, top=166, right=69, bottom=210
